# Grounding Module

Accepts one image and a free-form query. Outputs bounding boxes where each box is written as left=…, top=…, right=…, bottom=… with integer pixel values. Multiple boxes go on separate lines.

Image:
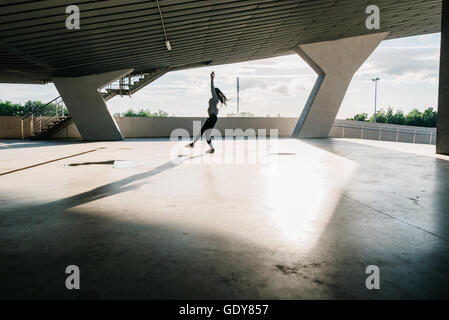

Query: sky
left=0, top=33, right=441, bottom=119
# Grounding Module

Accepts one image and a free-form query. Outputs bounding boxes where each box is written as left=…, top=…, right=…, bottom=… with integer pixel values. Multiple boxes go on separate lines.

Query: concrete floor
left=1, top=137, right=449, bottom=299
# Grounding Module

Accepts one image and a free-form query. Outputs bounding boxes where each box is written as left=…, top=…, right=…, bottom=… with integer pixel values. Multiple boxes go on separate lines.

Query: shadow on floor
left=0, top=139, right=85, bottom=150
left=67, top=160, right=116, bottom=166
left=0, top=206, right=278, bottom=299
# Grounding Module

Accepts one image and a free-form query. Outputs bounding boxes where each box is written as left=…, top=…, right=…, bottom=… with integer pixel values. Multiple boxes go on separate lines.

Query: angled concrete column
left=292, top=32, right=389, bottom=138
left=437, top=0, right=449, bottom=155
left=53, top=69, right=133, bottom=141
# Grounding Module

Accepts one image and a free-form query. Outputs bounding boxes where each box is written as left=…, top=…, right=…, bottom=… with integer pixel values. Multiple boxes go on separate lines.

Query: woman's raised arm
left=210, top=71, right=218, bottom=98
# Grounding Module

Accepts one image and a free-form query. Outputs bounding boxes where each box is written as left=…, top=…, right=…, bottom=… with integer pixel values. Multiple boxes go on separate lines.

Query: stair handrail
left=22, top=96, right=65, bottom=120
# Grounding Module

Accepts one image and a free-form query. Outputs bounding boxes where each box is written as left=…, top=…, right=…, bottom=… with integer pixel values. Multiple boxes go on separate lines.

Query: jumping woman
left=187, top=71, right=227, bottom=154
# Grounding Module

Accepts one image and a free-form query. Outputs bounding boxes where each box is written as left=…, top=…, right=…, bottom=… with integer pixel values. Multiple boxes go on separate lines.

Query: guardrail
left=330, top=120, right=436, bottom=145
left=21, top=96, right=68, bottom=139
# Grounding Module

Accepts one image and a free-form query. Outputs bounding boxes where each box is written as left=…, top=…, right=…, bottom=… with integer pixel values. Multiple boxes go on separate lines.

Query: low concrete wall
left=117, top=117, right=297, bottom=138
left=0, top=117, right=22, bottom=138
left=51, top=117, right=298, bottom=139
left=0, top=116, right=437, bottom=145
left=0, top=116, right=33, bottom=139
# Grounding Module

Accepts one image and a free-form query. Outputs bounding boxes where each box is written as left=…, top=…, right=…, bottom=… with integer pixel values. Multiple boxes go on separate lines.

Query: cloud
left=356, top=46, right=440, bottom=84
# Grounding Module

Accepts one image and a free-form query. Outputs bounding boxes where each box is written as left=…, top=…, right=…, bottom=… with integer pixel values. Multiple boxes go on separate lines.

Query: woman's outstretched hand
left=210, top=71, right=215, bottom=79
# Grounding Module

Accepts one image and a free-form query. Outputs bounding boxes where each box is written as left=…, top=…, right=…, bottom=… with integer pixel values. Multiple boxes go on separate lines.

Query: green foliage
left=0, top=100, right=23, bottom=116
left=388, top=108, right=406, bottom=125
left=421, top=107, right=437, bottom=127
left=347, top=113, right=368, bottom=122
left=0, top=99, right=68, bottom=117
left=369, top=109, right=387, bottom=123
left=385, top=107, right=394, bottom=123
left=115, top=108, right=170, bottom=117
left=350, top=107, right=437, bottom=128
left=0, top=100, right=44, bottom=116
left=405, top=108, right=423, bottom=126
left=402, top=107, right=437, bottom=127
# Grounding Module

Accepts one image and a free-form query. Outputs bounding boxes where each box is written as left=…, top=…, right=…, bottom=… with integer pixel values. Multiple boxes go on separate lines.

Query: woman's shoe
left=186, top=142, right=194, bottom=148
left=207, top=148, right=215, bottom=154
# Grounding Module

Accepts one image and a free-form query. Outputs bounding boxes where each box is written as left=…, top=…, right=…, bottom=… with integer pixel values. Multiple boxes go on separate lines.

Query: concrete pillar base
left=292, top=32, right=389, bottom=138
left=53, top=69, right=133, bottom=141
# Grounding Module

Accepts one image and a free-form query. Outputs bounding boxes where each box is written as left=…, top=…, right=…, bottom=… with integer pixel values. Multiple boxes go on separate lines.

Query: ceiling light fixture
left=155, top=0, right=171, bottom=51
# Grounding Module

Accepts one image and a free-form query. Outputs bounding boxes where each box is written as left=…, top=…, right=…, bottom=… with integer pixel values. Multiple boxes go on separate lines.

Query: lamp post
left=371, top=77, right=380, bottom=123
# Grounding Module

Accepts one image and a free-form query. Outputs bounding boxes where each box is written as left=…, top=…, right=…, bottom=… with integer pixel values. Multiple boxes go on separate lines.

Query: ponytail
left=215, top=88, right=228, bottom=106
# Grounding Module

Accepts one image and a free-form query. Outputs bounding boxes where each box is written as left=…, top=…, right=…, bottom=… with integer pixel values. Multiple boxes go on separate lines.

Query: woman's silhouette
left=187, top=71, right=228, bottom=153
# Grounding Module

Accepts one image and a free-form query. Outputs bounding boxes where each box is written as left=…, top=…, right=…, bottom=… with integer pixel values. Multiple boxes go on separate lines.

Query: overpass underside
left=0, top=0, right=447, bottom=153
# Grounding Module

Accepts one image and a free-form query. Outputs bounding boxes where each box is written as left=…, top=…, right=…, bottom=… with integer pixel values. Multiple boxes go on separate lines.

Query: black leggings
left=200, top=115, right=218, bottom=145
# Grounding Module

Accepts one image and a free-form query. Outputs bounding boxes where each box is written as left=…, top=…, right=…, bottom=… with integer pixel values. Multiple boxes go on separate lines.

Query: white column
left=292, top=32, right=389, bottom=138
left=53, top=69, right=133, bottom=141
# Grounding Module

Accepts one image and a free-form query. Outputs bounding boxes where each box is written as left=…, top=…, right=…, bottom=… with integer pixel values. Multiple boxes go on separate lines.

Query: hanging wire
left=155, top=0, right=170, bottom=46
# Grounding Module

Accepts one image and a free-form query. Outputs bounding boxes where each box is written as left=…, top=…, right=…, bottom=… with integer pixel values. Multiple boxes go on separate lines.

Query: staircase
left=22, top=96, right=73, bottom=139
left=100, top=69, right=167, bottom=101
left=31, top=115, right=74, bottom=139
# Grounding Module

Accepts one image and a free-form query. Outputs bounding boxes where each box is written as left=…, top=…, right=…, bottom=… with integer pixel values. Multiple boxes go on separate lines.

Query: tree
left=385, top=107, right=394, bottom=123
left=421, top=107, right=437, bottom=127
left=0, top=99, right=67, bottom=117
left=369, top=109, right=387, bottom=123
left=346, top=107, right=437, bottom=128
left=0, top=100, right=22, bottom=116
left=23, top=100, right=45, bottom=115
left=348, top=113, right=368, bottom=122
left=389, top=109, right=406, bottom=125
left=116, top=108, right=170, bottom=117
left=405, top=108, right=423, bottom=126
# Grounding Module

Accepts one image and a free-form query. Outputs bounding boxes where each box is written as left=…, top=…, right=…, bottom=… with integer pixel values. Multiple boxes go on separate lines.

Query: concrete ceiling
left=0, top=0, right=442, bottom=84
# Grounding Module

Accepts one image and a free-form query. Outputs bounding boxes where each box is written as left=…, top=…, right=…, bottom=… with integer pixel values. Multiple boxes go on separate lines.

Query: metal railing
left=332, top=120, right=436, bottom=145
left=21, top=96, right=68, bottom=138
left=102, top=74, right=148, bottom=97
